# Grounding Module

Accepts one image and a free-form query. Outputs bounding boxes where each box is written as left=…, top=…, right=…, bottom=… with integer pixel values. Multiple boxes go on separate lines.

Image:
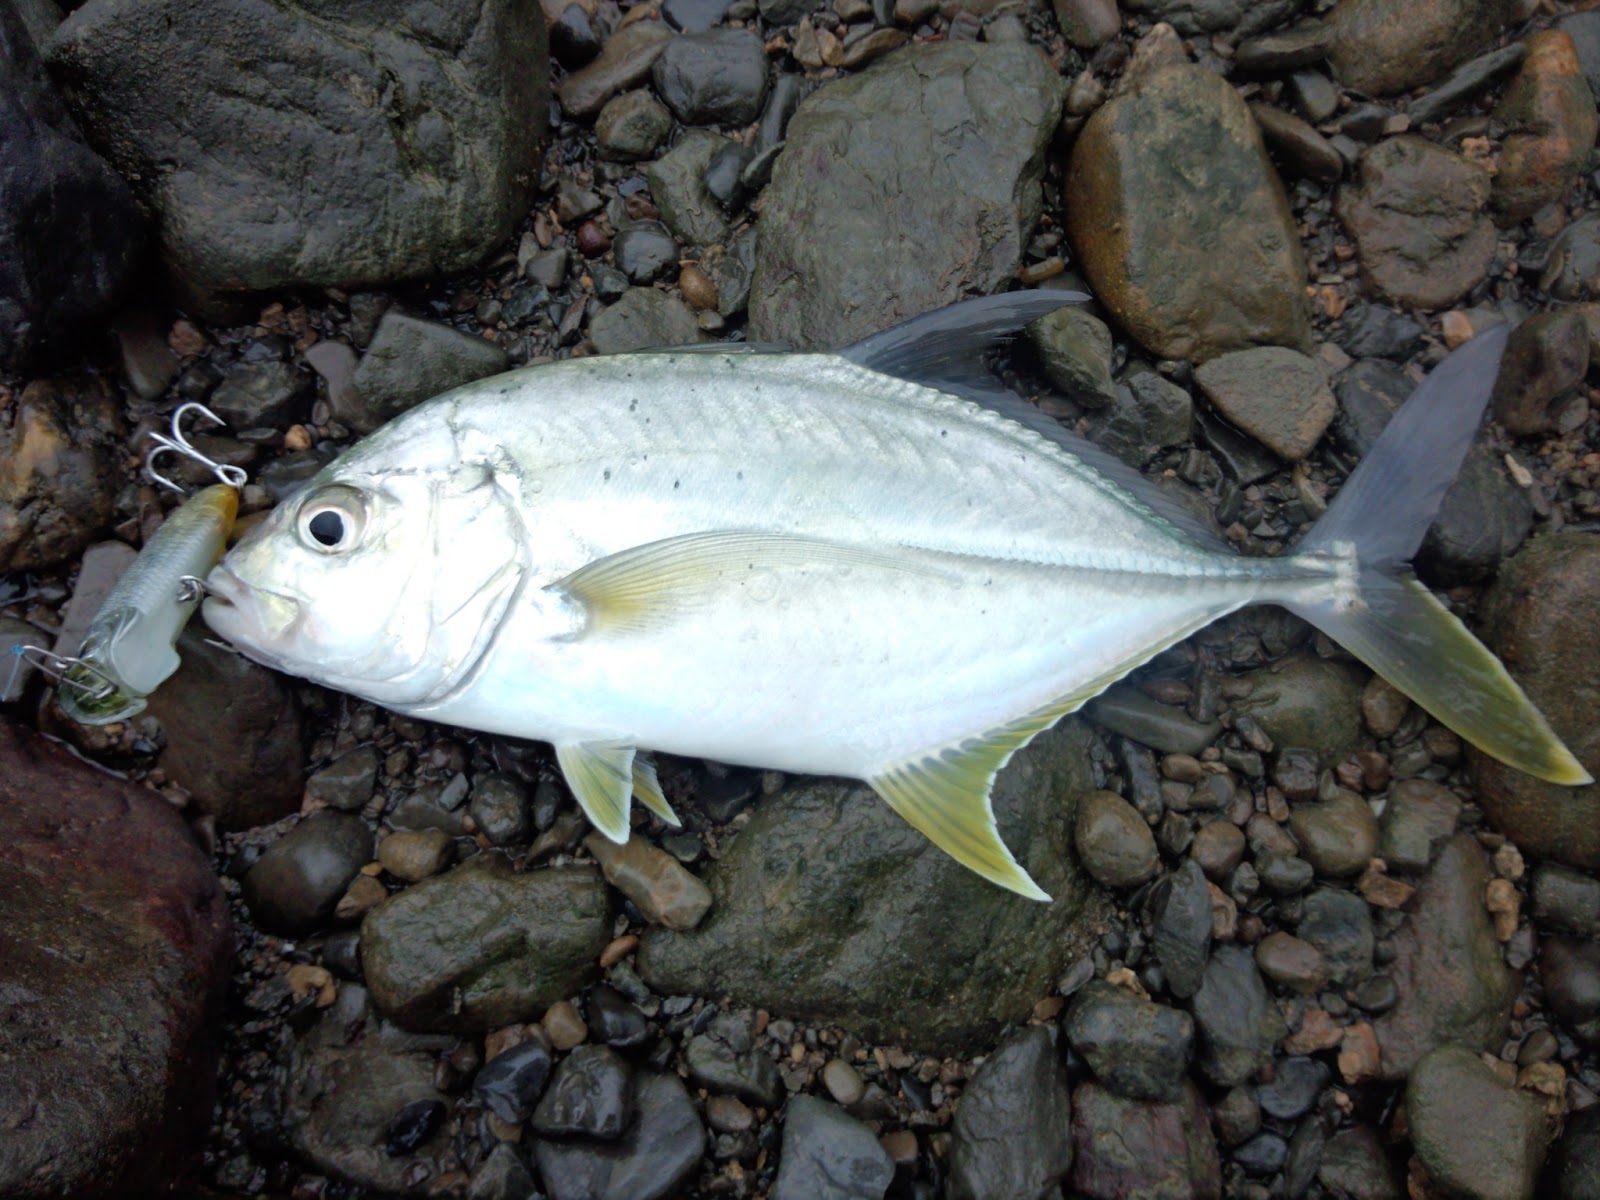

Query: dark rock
left=613, top=223, right=680, bottom=284
left=1318, top=1124, right=1403, bottom=1200
left=590, top=288, right=702, bottom=354
left=1052, top=0, right=1119, bottom=49
left=1088, top=370, right=1194, bottom=468
left=1195, top=346, right=1334, bottom=461
left=684, top=1010, right=784, bottom=1108
left=209, top=360, right=310, bottom=430
left=1297, top=887, right=1374, bottom=988
left=148, top=629, right=306, bottom=830
left=586, top=982, right=649, bottom=1048
left=1379, top=778, right=1462, bottom=872
left=1088, top=684, right=1217, bottom=756
left=1410, top=42, right=1526, bottom=125
left=360, top=854, right=613, bottom=1032
left=556, top=21, right=673, bottom=118
left=1150, top=859, right=1214, bottom=1000
left=1212, top=1086, right=1262, bottom=1147
left=703, top=140, right=754, bottom=209
left=1064, top=982, right=1193, bottom=1102
left=1232, top=655, right=1365, bottom=769
left=1254, top=931, right=1330, bottom=994
left=1069, top=1079, right=1222, bottom=1200
left=1472, top=534, right=1600, bottom=869
left=1028, top=305, right=1117, bottom=409
left=1250, top=102, right=1344, bottom=183
left=1532, top=864, right=1600, bottom=937
left=752, top=42, right=1063, bottom=350
left=1234, top=21, right=1335, bottom=72
left=0, top=719, right=230, bottom=1199
left=1540, top=937, right=1600, bottom=1046
left=1335, top=136, right=1496, bottom=309
left=1288, top=69, right=1340, bottom=124
left=349, top=312, right=510, bottom=434
left=548, top=3, right=601, bottom=68
left=530, top=1043, right=634, bottom=1139
left=1120, top=0, right=1295, bottom=37
left=307, top=746, right=378, bottom=812
left=1406, top=1043, right=1549, bottom=1200
left=467, top=1143, right=539, bottom=1200
left=1338, top=303, right=1423, bottom=359
left=0, top=3, right=144, bottom=370
left=1329, top=0, right=1512, bottom=96
left=1064, top=63, right=1310, bottom=364
left=1374, top=835, right=1516, bottom=1077
left=49, top=0, right=548, bottom=307
left=532, top=1072, right=704, bottom=1200
left=1492, top=31, right=1599, bottom=224
left=1074, top=789, right=1160, bottom=887
left=474, top=1038, right=553, bottom=1123
left=771, top=1094, right=893, bottom=1200
left=1234, top=1132, right=1288, bottom=1175
left=1289, top=790, right=1379, bottom=878
left=1541, top=214, right=1600, bottom=300
left=646, top=129, right=731, bottom=248
left=468, top=772, right=530, bottom=847
left=0, top=375, right=123, bottom=571
left=948, top=1024, right=1073, bottom=1200
left=1256, top=1055, right=1329, bottom=1120
left=385, top=1099, right=445, bottom=1157
left=243, top=811, right=371, bottom=936
left=664, top=0, right=734, bottom=32
left=705, top=226, right=756, bottom=318
left=1546, top=1106, right=1600, bottom=1200
left=595, top=89, right=673, bottom=161
left=636, top=721, right=1107, bottom=1054
left=1190, top=945, right=1286, bottom=1087
left=650, top=28, right=768, bottom=126
left=1492, top=309, right=1591, bottom=437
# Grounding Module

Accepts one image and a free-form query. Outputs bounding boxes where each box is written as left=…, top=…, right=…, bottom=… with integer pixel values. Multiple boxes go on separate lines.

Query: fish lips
left=202, top=566, right=303, bottom=661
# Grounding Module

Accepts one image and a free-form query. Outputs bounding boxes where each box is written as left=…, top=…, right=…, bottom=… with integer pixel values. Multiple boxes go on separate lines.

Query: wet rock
left=1064, top=982, right=1193, bottom=1101
left=1069, top=1079, right=1221, bottom=1200
left=532, top=1072, right=704, bottom=1200
left=1541, top=214, right=1600, bottom=300
left=1233, top=655, right=1365, bottom=769
left=0, top=719, right=230, bottom=1199
left=467, top=1143, right=538, bottom=1200
left=684, top=1010, right=784, bottom=1108
left=1410, top=43, right=1527, bottom=126
left=1318, top=1124, right=1403, bottom=1200
left=752, top=42, right=1063, bottom=350
left=361, top=854, right=612, bottom=1031
left=1250, top=103, right=1344, bottom=183
left=1492, top=31, right=1599, bottom=224
left=587, top=983, right=647, bottom=1048
left=596, top=89, right=673, bottom=161
left=646, top=129, right=731, bottom=248
left=209, top=359, right=309, bottom=430
left=1336, top=136, right=1496, bottom=309
left=1194, top=347, right=1334, bottom=461
left=1374, top=835, right=1516, bottom=1077
left=1289, top=790, right=1378, bottom=878
left=584, top=833, right=712, bottom=930
left=1546, top=1106, right=1600, bottom=1200
left=1151, top=859, right=1214, bottom=999
left=1329, top=0, right=1511, bottom=96
left=613, top=223, right=680, bottom=284
left=664, top=0, right=734, bottom=32
left=590, top=287, right=702, bottom=354
left=1532, top=863, right=1600, bottom=937
left=147, top=629, right=306, bottom=830
left=1254, top=931, right=1330, bottom=994
left=1088, top=684, right=1218, bottom=756
left=1234, top=21, right=1335, bottom=72
left=772, top=1093, right=892, bottom=1200
left=308, top=747, right=378, bottom=812
left=474, top=1038, right=553, bottom=1123
left=1540, top=937, right=1600, bottom=1046
left=651, top=28, right=767, bottom=126
left=557, top=20, right=672, bottom=117
left=1053, top=0, right=1118, bottom=49
left=1472, top=534, right=1600, bottom=869
left=1074, top=789, right=1160, bottom=887
left=547, top=2, right=601, bottom=68
left=1190, top=945, right=1286, bottom=1087
left=1120, top=0, right=1294, bottom=37
left=468, top=772, right=530, bottom=847
left=244, top=811, right=373, bottom=936
left=1492, top=309, right=1590, bottom=437
left=0, top=375, right=123, bottom=571
left=348, top=312, right=509, bottom=434
left=1028, top=305, right=1117, bottom=409
left=1257, top=1055, right=1329, bottom=1120
left=1406, top=1044, right=1549, bottom=1200
left=1338, top=303, right=1423, bottom=360
left=1064, top=63, right=1310, bottom=364
left=530, top=1043, right=633, bottom=1139
left=378, top=829, right=455, bottom=883
left=1235, top=1132, right=1288, bottom=1175
left=1088, top=369, right=1195, bottom=468
left=49, top=0, right=547, bottom=307
left=948, top=1024, right=1073, bottom=1199
left=636, top=722, right=1106, bottom=1053
left=1, top=3, right=144, bottom=370
left=1298, top=887, right=1374, bottom=988
left=1379, top=778, right=1461, bottom=872
left=1191, top=820, right=1246, bottom=880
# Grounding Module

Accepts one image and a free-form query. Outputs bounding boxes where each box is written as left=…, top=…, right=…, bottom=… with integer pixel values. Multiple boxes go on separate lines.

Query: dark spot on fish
left=940, top=429, right=947, bottom=437
left=736, top=471, right=744, bottom=481
left=603, top=468, right=612, bottom=482
left=673, top=480, right=680, bottom=489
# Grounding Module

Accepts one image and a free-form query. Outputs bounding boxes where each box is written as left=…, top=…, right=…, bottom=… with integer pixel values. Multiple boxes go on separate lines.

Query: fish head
left=203, top=454, right=526, bottom=707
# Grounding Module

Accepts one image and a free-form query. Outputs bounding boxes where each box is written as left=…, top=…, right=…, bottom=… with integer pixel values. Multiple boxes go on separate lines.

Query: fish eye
left=296, top=486, right=369, bottom=554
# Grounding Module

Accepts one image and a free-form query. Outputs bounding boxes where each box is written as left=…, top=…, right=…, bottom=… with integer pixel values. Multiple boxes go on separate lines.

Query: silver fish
left=202, top=294, right=1588, bottom=899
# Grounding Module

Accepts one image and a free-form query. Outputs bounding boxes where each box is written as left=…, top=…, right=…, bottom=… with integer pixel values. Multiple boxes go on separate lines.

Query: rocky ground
left=3, top=0, right=1600, bottom=1197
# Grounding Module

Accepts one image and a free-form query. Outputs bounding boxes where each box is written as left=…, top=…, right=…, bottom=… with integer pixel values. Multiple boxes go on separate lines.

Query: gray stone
left=1540, top=937, right=1600, bottom=1046
left=1547, top=1106, right=1600, bottom=1200
left=1254, top=931, right=1330, bottom=994
left=1064, top=63, right=1310, bottom=364
left=1250, top=102, right=1344, bottom=183
left=1232, top=655, right=1365, bottom=769
left=1374, top=835, right=1517, bottom=1078
left=1288, top=790, right=1378, bottom=878
left=1028, top=306, right=1117, bottom=409
left=613, top=223, right=679, bottom=284
left=1074, top=789, right=1159, bottom=888
left=530, top=1043, right=634, bottom=1139
left=595, top=89, right=672, bottom=161
left=772, top=1094, right=893, bottom=1200
left=1492, top=309, right=1591, bottom=438
left=1406, top=1044, right=1549, bottom=1200
left=209, top=359, right=310, bottom=430
left=1532, top=864, right=1600, bottom=937
left=1069, top=1079, right=1222, bottom=1200
left=360, top=854, right=613, bottom=1032
left=1195, top=347, right=1334, bottom=461
left=1491, top=30, right=1599, bottom=224
left=948, top=1025, right=1073, bottom=1200
left=1064, top=982, right=1193, bottom=1102
left=1121, top=0, right=1296, bottom=36
left=243, top=810, right=373, bottom=936
left=650, top=28, right=768, bottom=126
left=1297, top=887, right=1374, bottom=989
left=1379, top=779, right=1461, bottom=873
left=590, top=287, right=702, bottom=354
left=1318, top=1124, right=1403, bottom=1200
left=467, top=1143, right=538, bottom=1200
left=1087, top=684, right=1218, bottom=756
left=532, top=1072, right=705, bottom=1200
left=1541, top=214, right=1600, bottom=300
left=1150, top=859, right=1214, bottom=999
left=1052, top=0, right=1118, bottom=49
left=1190, top=944, right=1285, bottom=1087
left=469, top=772, right=530, bottom=847
left=646, top=129, right=731, bottom=247
left=635, top=721, right=1107, bottom=1054
left=1338, top=303, right=1424, bottom=360
left=684, top=1010, right=784, bottom=1108
left=556, top=21, right=673, bottom=118
left=49, top=0, right=548, bottom=307
left=1409, top=43, right=1527, bottom=126
left=308, top=746, right=378, bottom=812
left=1256, top=1055, right=1329, bottom=1120
left=752, top=42, right=1063, bottom=350
left=350, top=312, right=509, bottom=434
left=1329, top=0, right=1513, bottom=96
left=1089, top=370, right=1194, bottom=468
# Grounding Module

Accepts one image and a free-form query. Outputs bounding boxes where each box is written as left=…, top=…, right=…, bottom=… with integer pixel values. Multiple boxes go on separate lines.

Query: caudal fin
left=1284, top=325, right=1591, bottom=786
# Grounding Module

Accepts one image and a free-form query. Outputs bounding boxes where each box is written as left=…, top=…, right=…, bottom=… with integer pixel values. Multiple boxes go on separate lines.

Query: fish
left=201, top=293, right=1590, bottom=900
left=57, top=482, right=238, bottom=725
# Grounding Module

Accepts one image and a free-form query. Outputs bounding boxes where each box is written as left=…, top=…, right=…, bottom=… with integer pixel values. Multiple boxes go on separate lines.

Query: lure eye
left=296, top=486, right=368, bottom=554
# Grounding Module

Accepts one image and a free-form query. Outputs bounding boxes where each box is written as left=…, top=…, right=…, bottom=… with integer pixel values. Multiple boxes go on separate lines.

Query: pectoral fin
left=631, top=752, right=681, bottom=826
left=553, top=531, right=950, bottom=636
left=556, top=739, right=637, bottom=842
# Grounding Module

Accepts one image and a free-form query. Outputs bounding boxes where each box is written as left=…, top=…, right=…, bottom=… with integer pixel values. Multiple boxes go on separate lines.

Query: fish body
left=59, top=483, right=237, bottom=724
left=203, top=295, right=1588, bottom=898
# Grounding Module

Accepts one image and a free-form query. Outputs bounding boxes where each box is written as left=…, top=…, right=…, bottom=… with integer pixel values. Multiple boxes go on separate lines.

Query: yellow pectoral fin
left=631, top=751, right=681, bottom=827
left=556, top=739, right=636, bottom=842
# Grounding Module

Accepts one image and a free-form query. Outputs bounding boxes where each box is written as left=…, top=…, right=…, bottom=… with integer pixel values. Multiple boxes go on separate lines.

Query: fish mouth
left=201, top=566, right=303, bottom=656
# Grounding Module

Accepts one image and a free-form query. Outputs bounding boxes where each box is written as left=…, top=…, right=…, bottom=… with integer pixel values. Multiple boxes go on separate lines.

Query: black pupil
left=307, top=510, right=346, bottom=547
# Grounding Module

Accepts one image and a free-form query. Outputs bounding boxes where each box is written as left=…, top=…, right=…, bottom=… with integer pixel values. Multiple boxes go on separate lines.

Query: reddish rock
left=1069, top=1079, right=1221, bottom=1200
left=1491, top=309, right=1591, bottom=436
left=1492, top=30, right=1600, bottom=223
left=0, top=717, right=230, bottom=1197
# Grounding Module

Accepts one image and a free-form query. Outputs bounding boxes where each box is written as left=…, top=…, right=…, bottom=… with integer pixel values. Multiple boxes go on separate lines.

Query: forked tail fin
left=1283, top=325, right=1591, bottom=785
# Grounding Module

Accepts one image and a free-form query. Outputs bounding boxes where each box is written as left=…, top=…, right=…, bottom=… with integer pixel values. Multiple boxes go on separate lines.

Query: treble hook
left=144, top=402, right=249, bottom=494
left=6, top=644, right=118, bottom=701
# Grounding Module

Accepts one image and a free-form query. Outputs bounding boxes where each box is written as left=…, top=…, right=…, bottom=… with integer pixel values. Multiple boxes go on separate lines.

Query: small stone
left=468, top=773, right=531, bottom=848
left=1329, top=0, right=1509, bottom=96
left=1068, top=1079, right=1222, bottom=1200
left=475, top=1038, right=554, bottom=1123
left=595, top=89, right=673, bottom=161
left=1298, top=888, right=1375, bottom=988
left=1052, top=0, right=1119, bottom=49
left=948, top=1025, right=1072, bottom=1200
left=1064, top=981, right=1194, bottom=1102
left=1492, top=31, right=1600, bottom=224
left=613, top=223, right=680, bottom=284
left=1250, top=103, right=1344, bottom=183
left=244, top=811, right=374, bottom=935
left=544, top=1000, right=589, bottom=1050
left=1150, top=859, right=1214, bottom=999
left=307, top=747, right=378, bottom=812
left=822, top=1058, right=865, bottom=1107
left=1532, top=863, right=1600, bottom=936
left=1254, top=931, right=1330, bottom=994
left=1028, top=305, right=1117, bottom=409
left=1361, top=676, right=1410, bottom=738
left=589, top=288, right=702, bottom=354
left=772, top=1094, right=893, bottom=1200
left=1288, top=790, right=1379, bottom=878
left=1074, top=789, right=1160, bottom=887
left=1356, top=865, right=1415, bottom=910
left=646, top=130, right=732, bottom=248
left=349, top=312, right=509, bottom=434
left=1190, top=944, right=1285, bottom=1087
left=1492, top=309, right=1591, bottom=437
left=532, top=1072, right=704, bottom=1200
left=334, top=873, right=388, bottom=922
left=584, top=833, right=712, bottom=930
left=1337, top=1022, right=1381, bottom=1082
left=706, top=1094, right=753, bottom=1134
left=685, top=1011, right=784, bottom=1109
left=586, top=983, right=648, bottom=1049
left=1540, top=937, right=1600, bottom=1047
left=1257, top=1055, right=1329, bottom=1121
left=1406, top=1044, right=1550, bottom=1200
left=556, top=21, right=673, bottom=118
left=678, top=266, right=717, bottom=311
left=1379, top=778, right=1461, bottom=872
left=1191, top=820, right=1246, bottom=880
left=378, top=829, right=455, bottom=883
left=530, top=1044, right=634, bottom=1140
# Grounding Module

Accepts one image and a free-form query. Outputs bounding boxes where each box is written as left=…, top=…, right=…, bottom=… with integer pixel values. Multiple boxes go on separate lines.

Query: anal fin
left=556, top=739, right=637, bottom=842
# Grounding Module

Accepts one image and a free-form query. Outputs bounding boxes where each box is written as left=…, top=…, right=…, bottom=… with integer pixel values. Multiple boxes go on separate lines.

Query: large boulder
left=636, top=720, right=1108, bottom=1054
left=750, top=42, right=1064, bottom=350
left=0, top=718, right=231, bottom=1198
left=46, top=0, right=548, bottom=308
